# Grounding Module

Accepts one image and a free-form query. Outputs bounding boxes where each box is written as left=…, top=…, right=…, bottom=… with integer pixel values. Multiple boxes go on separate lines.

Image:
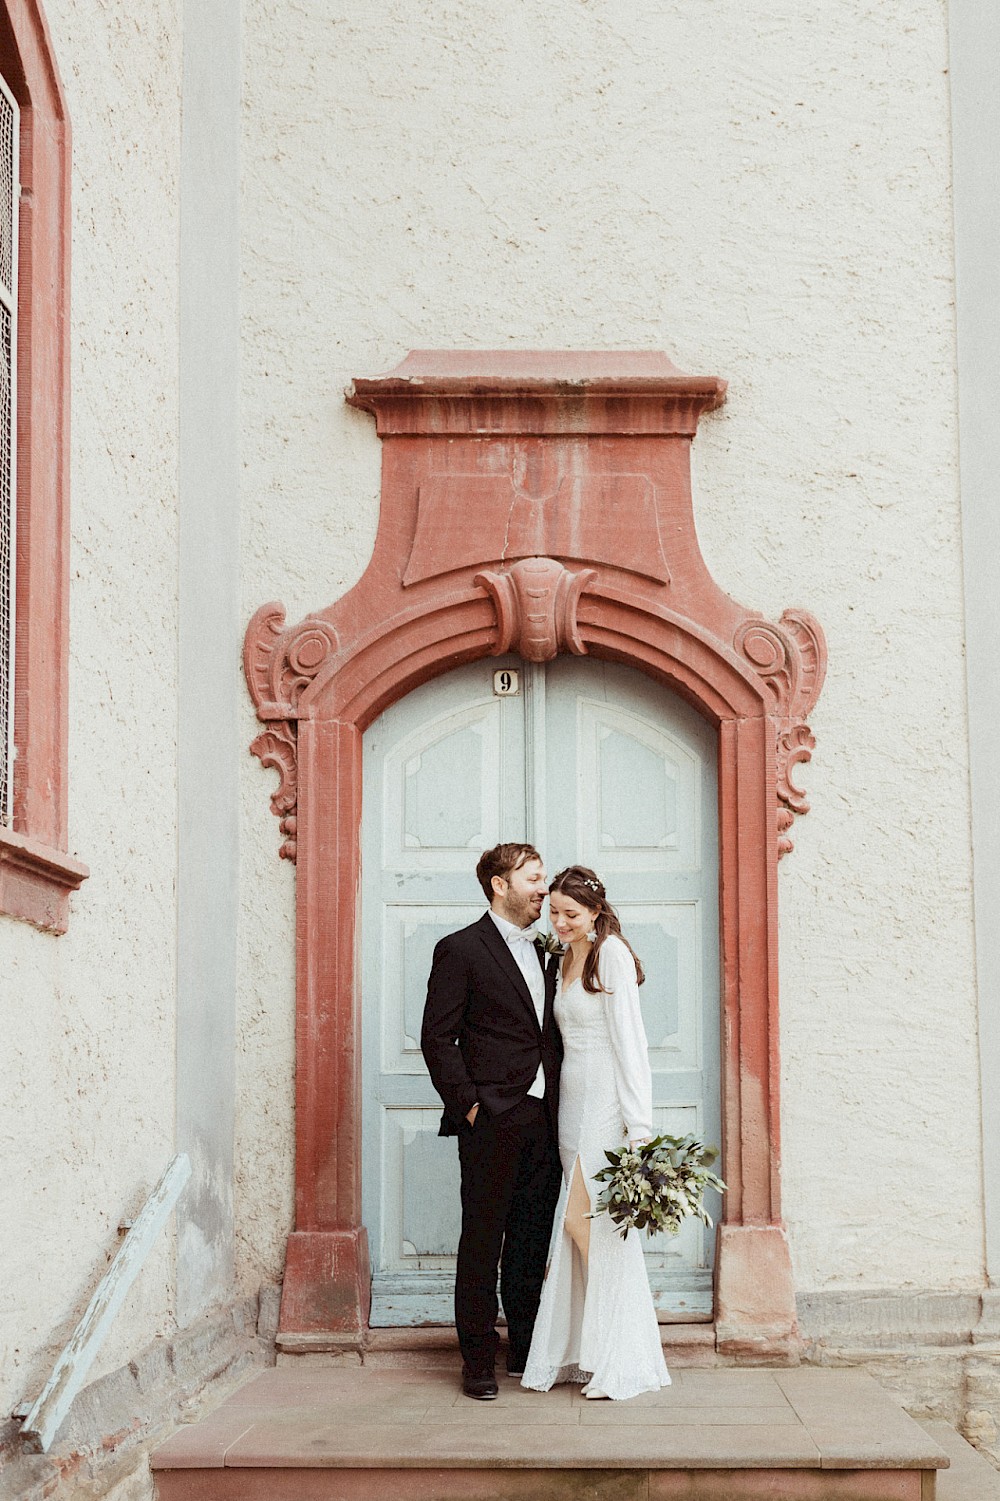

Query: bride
left=521, top=865, right=671, bottom=1401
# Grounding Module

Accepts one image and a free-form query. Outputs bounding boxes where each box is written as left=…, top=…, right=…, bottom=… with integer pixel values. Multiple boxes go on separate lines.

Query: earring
left=586, top=929, right=597, bottom=944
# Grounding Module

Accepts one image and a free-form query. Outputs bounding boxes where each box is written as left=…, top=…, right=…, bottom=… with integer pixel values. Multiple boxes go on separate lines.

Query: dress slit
left=564, top=1153, right=592, bottom=1264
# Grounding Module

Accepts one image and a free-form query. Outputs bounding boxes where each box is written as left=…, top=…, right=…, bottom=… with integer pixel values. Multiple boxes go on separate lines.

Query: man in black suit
left=421, top=842, right=563, bottom=1400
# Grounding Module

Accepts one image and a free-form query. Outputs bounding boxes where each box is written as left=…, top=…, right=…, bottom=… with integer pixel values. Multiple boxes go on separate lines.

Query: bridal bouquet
left=590, top=1134, right=725, bottom=1239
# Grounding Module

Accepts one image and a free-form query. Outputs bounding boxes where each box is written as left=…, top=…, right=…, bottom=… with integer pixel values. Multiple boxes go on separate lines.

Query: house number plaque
left=493, top=669, right=520, bottom=696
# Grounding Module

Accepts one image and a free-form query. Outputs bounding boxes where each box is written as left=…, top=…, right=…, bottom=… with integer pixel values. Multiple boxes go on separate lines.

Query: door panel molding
left=243, top=351, right=828, bottom=1361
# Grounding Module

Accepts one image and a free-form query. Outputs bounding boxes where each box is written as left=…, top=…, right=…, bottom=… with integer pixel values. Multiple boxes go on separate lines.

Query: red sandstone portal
left=244, top=351, right=827, bottom=1362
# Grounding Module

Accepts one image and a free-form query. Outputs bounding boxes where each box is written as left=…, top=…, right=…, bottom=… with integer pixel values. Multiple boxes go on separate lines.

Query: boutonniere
left=534, top=930, right=565, bottom=957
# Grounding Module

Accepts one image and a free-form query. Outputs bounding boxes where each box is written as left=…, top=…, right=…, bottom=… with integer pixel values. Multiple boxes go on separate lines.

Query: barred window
left=0, top=70, right=16, bottom=827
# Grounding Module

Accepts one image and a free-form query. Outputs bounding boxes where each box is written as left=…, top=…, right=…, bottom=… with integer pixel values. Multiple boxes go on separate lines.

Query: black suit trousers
left=455, top=1094, right=562, bottom=1375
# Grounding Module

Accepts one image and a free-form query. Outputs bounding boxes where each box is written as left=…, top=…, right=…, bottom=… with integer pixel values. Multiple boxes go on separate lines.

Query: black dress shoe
left=505, top=1349, right=528, bottom=1378
left=462, top=1369, right=499, bottom=1400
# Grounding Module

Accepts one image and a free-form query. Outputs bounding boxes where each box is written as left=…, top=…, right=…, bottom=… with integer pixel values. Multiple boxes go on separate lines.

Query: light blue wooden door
left=541, top=658, right=720, bottom=1320
left=361, top=657, right=719, bottom=1326
left=361, top=659, right=528, bottom=1325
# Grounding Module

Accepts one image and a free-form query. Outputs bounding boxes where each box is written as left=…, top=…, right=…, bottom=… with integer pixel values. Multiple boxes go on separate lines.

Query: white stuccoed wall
left=4, top=0, right=976, bottom=1449
left=238, top=0, right=981, bottom=1298
left=0, top=0, right=183, bottom=1419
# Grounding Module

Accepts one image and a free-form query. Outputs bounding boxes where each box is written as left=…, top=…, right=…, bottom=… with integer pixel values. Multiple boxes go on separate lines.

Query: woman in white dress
left=521, top=865, right=671, bottom=1401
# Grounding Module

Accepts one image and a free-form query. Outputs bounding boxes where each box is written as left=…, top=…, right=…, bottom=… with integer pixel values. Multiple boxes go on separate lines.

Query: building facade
left=3, top=0, right=999, bottom=1491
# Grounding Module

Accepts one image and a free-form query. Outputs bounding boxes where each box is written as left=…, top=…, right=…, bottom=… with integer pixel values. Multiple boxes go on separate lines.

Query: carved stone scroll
left=734, top=610, right=827, bottom=856
left=248, top=722, right=299, bottom=862
left=244, top=603, right=339, bottom=720
left=243, top=603, right=339, bottom=861
left=474, top=557, right=596, bottom=662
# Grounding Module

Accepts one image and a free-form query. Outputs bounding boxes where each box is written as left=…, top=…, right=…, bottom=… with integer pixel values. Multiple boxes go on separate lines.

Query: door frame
left=243, top=350, right=827, bottom=1362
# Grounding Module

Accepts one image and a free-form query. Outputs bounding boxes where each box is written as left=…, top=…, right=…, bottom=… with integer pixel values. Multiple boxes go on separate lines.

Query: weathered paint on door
left=361, top=657, right=720, bottom=1326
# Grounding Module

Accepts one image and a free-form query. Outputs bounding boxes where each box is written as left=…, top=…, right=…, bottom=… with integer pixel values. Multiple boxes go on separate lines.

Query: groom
left=421, top=843, right=563, bottom=1400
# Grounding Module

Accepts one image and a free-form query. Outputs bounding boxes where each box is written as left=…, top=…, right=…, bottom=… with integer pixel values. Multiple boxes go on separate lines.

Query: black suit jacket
left=420, top=912, right=562, bottom=1136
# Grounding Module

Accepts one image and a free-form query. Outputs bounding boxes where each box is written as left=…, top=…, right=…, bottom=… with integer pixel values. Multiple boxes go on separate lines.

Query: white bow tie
left=509, top=926, right=538, bottom=945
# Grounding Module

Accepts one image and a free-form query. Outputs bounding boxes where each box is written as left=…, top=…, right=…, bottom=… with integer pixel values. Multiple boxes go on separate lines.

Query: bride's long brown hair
left=549, top=865, right=644, bottom=995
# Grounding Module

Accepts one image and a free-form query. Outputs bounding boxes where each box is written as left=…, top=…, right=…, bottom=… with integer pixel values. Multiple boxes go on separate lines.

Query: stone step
left=152, top=1365, right=949, bottom=1500
left=276, top=1323, right=719, bottom=1369
left=920, top=1419, right=1000, bottom=1500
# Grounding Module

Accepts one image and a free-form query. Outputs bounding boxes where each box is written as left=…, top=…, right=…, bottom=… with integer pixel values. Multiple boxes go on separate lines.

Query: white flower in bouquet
left=590, top=1134, right=726, bottom=1239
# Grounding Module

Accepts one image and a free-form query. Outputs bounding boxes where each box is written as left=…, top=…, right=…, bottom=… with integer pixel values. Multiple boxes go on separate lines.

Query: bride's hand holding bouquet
left=591, top=1133, right=725, bottom=1240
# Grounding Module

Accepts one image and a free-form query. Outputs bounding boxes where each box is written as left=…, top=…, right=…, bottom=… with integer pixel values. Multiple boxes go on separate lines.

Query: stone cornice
left=347, top=349, right=727, bottom=436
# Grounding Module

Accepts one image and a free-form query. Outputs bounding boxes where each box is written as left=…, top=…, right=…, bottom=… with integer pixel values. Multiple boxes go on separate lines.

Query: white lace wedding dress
left=521, top=934, right=671, bottom=1400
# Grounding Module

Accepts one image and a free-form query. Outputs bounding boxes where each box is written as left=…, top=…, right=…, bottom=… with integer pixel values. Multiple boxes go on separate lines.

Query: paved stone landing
left=152, top=1365, right=949, bottom=1500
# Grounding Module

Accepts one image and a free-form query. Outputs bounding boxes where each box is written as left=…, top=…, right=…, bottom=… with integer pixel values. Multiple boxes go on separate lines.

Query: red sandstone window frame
left=0, top=0, right=87, bottom=933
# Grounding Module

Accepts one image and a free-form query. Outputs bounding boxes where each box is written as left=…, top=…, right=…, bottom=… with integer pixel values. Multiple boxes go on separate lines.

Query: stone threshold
left=152, top=1365, right=948, bottom=1500
left=276, top=1322, right=719, bottom=1366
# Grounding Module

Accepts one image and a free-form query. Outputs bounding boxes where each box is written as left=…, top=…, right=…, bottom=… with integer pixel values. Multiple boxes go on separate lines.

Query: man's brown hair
left=475, top=842, right=542, bottom=904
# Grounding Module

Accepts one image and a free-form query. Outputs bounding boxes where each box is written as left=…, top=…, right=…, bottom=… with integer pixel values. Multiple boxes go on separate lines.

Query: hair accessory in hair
left=583, top=877, right=600, bottom=892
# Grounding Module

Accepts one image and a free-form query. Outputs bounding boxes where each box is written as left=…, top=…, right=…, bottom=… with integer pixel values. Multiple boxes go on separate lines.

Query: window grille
left=0, top=72, right=17, bottom=827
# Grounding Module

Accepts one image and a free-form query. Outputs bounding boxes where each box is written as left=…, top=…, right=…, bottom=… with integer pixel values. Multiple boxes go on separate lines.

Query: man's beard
left=501, top=890, right=538, bottom=929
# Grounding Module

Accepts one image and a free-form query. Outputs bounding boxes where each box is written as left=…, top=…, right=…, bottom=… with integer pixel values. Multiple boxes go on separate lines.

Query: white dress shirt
left=488, top=909, right=546, bottom=1098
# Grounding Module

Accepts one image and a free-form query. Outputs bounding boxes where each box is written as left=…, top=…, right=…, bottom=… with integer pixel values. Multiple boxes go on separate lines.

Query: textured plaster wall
left=0, top=0, right=182, bottom=1416
left=238, top=0, right=979, bottom=1297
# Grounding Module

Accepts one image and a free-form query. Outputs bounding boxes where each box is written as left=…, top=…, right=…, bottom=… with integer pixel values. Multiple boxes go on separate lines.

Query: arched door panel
left=362, top=657, right=719, bottom=1325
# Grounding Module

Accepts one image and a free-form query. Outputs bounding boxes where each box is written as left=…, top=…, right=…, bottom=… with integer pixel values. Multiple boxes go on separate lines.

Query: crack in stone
left=499, top=487, right=519, bottom=566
